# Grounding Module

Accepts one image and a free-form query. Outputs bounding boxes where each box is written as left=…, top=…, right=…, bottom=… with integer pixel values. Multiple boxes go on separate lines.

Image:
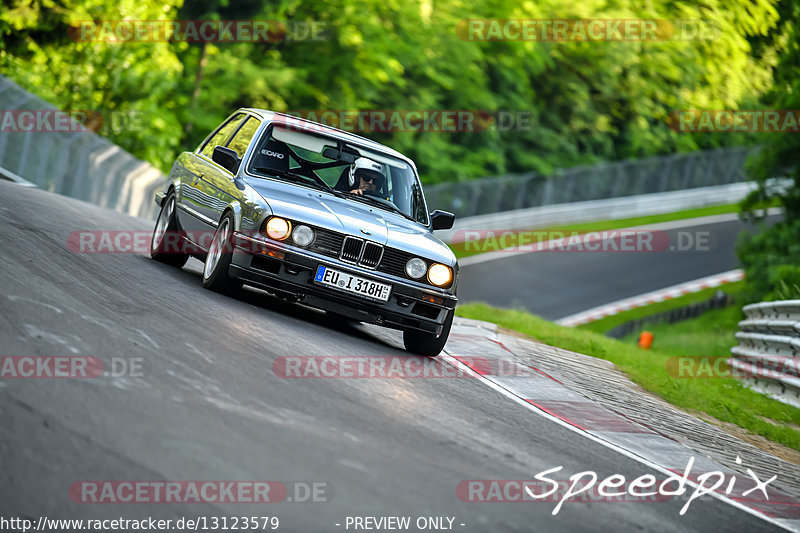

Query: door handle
left=191, top=172, right=205, bottom=185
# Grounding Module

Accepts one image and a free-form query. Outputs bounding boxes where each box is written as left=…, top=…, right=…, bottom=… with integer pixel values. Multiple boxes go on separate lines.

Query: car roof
left=241, top=108, right=414, bottom=167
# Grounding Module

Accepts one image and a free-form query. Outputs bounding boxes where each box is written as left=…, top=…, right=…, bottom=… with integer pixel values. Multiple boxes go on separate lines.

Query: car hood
left=245, top=178, right=456, bottom=266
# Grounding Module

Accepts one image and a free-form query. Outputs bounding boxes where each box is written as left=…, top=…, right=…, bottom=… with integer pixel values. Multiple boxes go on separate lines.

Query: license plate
left=314, top=265, right=392, bottom=302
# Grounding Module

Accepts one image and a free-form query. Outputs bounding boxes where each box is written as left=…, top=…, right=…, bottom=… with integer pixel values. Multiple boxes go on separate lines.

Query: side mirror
left=212, top=145, right=240, bottom=174
left=430, top=210, right=455, bottom=230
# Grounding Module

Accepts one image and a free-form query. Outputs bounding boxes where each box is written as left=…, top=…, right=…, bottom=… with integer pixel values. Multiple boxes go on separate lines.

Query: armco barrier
left=0, top=75, right=167, bottom=220
left=732, top=300, right=800, bottom=408
left=606, top=290, right=734, bottom=339
left=436, top=182, right=759, bottom=243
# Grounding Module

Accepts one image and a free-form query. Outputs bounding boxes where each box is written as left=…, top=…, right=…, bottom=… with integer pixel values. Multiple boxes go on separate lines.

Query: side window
left=226, top=117, right=260, bottom=158
left=200, top=114, right=247, bottom=158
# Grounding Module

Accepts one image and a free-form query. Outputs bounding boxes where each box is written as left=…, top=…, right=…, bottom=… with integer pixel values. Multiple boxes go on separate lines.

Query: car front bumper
left=229, top=233, right=458, bottom=335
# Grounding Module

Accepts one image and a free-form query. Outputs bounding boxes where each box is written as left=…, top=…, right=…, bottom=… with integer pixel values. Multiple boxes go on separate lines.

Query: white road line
left=439, top=349, right=796, bottom=531
left=7, top=295, right=64, bottom=314
left=136, top=329, right=160, bottom=349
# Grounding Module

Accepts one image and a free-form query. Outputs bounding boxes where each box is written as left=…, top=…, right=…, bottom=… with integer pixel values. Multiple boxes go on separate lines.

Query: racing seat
left=251, top=139, right=290, bottom=173
left=334, top=167, right=353, bottom=191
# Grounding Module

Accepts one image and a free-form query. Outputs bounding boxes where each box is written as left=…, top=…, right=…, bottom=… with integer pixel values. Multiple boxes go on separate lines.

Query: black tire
left=150, top=192, right=190, bottom=268
left=403, top=309, right=454, bottom=357
left=201, top=211, right=243, bottom=295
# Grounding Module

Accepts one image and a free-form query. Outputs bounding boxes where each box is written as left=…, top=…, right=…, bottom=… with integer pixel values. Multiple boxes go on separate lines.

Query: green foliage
left=737, top=217, right=800, bottom=302
left=766, top=264, right=800, bottom=301
left=743, top=1, right=800, bottom=219
left=1, top=0, right=187, bottom=171
left=734, top=3, right=800, bottom=304
left=0, top=0, right=787, bottom=182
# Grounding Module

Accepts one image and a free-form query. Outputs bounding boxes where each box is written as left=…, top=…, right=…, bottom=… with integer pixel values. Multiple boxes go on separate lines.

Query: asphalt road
left=457, top=215, right=779, bottom=320
left=0, top=181, right=782, bottom=532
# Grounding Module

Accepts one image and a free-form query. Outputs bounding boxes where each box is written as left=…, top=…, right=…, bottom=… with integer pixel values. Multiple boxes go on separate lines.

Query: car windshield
left=246, top=124, right=429, bottom=224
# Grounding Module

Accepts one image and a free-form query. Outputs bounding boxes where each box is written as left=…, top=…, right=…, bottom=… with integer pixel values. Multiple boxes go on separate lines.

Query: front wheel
left=202, top=212, right=243, bottom=295
left=403, top=309, right=454, bottom=357
left=150, top=192, right=189, bottom=267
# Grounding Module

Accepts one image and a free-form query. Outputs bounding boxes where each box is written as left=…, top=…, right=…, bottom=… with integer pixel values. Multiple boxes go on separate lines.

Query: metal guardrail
left=731, top=300, right=800, bottom=408
left=0, top=75, right=167, bottom=219
left=426, top=146, right=760, bottom=218
left=436, top=182, right=758, bottom=243
left=606, top=290, right=734, bottom=339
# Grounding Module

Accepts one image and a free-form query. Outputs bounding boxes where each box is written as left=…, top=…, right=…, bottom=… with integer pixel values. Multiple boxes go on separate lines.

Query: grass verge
left=455, top=301, right=800, bottom=452
left=451, top=202, right=742, bottom=259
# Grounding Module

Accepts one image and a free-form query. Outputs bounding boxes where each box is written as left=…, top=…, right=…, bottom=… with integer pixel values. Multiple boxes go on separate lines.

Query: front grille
left=377, top=247, right=413, bottom=278
left=311, top=228, right=344, bottom=258
left=259, top=218, right=448, bottom=288
left=340, top=236, right=363, bottom=263
left=360, top=241, right=384, bottom=269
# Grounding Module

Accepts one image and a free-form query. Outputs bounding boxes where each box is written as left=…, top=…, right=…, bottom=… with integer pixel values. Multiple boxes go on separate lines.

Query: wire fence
left=425, top=147, right=760, bottom=218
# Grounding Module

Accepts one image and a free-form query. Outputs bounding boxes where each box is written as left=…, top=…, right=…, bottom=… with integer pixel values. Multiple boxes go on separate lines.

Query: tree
left=737, top=1, right=800, bottom=302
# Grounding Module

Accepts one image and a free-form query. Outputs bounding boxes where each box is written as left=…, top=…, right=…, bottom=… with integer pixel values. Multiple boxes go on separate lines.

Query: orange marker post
left=638, top=331, right=654, bottom=350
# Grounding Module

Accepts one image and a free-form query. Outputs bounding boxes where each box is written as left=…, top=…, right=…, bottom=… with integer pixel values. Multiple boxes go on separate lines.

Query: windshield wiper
left=343, top=192, right=417, bottom=222
left=254, top=167, right=345, bottom=199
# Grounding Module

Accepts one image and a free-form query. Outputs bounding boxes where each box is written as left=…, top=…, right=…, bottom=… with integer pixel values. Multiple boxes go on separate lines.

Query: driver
left=347, top=157, right=386, bottom=196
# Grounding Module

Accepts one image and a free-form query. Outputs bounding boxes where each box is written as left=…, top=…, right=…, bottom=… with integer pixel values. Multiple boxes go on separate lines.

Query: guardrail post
left=732, top=299, right=800, bottom=408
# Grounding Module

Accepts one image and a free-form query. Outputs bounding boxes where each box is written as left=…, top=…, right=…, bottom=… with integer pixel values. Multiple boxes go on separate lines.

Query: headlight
left=405, top=257, right=427, bottom=279
left=427, top=263, right=452, bottom=287
left=265, top=217, right=291, bottom=240
left=292, top=225, right=315, bottom=247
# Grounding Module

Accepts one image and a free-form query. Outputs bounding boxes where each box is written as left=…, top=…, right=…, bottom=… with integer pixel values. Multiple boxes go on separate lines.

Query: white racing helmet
left=348, top=157, right=385, bottom=188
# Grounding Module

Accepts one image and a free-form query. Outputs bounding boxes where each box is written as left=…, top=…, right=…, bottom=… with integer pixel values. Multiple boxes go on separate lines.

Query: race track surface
left=457, top=215, right=779, bottom=319
left=0, top=182, right=782, bottom=532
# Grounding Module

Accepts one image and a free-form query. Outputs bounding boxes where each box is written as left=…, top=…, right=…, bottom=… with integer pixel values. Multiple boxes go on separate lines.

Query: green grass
left=455, top=302, right=800, bottom=452
left=451, top=202, right=743, bottom=259
left=620, top=305, right=745, bottom=358
left=579, top=281, right=746, bottom=335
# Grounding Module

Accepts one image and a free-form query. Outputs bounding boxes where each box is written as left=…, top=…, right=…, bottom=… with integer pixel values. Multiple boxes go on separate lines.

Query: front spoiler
left=229, top=235, right=457, bottom=335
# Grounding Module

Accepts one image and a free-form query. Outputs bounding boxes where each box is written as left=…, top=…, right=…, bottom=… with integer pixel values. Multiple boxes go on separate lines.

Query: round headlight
left=405, top=257, right=427, bottom=279
left=427, top=263, right=452, bottom=287
left=266, top=217, right=291, bottom=240
left=292, top=225, right=315, bottom=247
